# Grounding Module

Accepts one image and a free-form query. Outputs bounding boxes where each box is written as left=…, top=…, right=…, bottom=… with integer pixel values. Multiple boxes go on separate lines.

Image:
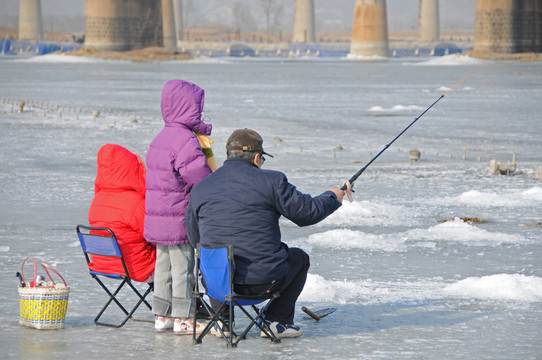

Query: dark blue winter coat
left=185, top=158, right=342, bottom=285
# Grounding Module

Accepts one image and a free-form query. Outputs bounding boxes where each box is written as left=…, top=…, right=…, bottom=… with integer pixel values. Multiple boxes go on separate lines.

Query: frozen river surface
left=0, top=54, right=541, bottom=359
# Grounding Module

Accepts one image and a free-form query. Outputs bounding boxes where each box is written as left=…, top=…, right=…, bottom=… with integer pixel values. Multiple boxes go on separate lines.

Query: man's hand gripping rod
left=340, top=73, right=472, bottom=191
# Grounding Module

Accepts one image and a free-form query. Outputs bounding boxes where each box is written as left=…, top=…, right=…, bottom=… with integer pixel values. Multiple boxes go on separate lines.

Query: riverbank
left=65, top=47, right=193, bottom=62
left=5, top=25, right=541, bottom=62
left=465, top=50, right=542, bottom=62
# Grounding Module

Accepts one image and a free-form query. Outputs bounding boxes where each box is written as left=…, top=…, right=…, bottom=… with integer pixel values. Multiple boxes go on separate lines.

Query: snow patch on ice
left=369, top=104, right=425, bottom=112
left=522, top=186, right=542, bottom=201
left=439, top=187, right=542, bottom=207
left=405, top=218, right=528, bottom=245
left=301, top=274, right=447, bottom=305
left=444, top=274, right=542, bottom=302
left=319, top=200, right=411, bottom=227
left=310, top=217, right=527, bottom=250
left=307, top=229, right=406, bottom=252
left=301, top=273, right=542, bottom=305
left=345, top=54, right=387, bottom=61
left=0, top=246, right=9, bottom=252
left=415, top=54, right=486, bottom=66
left=300, top=273, right=417, bottom=304
left=184, top=56, right=232, bottom=64
left=20, top=54, right=119, bottom=63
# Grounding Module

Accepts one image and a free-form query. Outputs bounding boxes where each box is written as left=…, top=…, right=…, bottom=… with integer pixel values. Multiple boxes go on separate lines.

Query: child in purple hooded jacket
left=144, top=79, right=212, bottom=334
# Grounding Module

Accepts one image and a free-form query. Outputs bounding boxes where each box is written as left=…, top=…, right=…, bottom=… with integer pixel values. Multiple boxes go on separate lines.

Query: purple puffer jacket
left=144, top=79, right=212, bottom=245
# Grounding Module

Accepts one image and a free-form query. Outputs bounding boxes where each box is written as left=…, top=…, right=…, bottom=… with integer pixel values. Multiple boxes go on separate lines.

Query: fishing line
left=341, top=73, right=472, bottom=190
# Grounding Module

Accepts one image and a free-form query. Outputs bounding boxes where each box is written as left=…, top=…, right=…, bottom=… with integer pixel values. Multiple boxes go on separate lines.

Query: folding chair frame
left=76, top=224, right=154, bottom=328
left=192, top=244, right=281, bottom=347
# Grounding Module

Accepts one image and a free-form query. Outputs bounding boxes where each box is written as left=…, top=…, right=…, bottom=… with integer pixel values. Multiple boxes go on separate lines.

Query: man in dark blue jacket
left=186, top=129, right=351, bottom=338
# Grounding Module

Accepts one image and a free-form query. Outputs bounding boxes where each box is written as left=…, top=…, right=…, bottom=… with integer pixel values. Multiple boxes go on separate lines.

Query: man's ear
left=253, top=153, right=261, bottom=167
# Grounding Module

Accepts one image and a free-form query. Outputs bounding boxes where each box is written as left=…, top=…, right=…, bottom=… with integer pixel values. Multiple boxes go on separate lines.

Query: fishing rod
left=341, top=73, right=472, bottom=191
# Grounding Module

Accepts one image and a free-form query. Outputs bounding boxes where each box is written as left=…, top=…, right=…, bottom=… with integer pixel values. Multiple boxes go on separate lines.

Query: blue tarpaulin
left=0, top=39, right=81, bottom=56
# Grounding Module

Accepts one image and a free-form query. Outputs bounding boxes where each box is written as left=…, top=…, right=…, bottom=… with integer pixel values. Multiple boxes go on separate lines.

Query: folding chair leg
left=193, top=293, right=220, bottom=344
left=94, top=278, right=129, bottom=327
left=193, top=299, right=236, bottom=346
left=117, top=282, right=153, bottom=327
left=194, top=301, right=226, bottom=344
left=94, top=277, right=153, bottom=328
left=126, top=281, right=153, bottom=311
left=231, top=299, right=281, bottom=345
left=228, top=302, right=235, bottom=347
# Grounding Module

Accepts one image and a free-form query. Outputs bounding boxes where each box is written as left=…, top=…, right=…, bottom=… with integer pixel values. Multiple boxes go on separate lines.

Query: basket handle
left=41, top=263, right=68, bottom=287
left=20, top=257, right=37, bottom=284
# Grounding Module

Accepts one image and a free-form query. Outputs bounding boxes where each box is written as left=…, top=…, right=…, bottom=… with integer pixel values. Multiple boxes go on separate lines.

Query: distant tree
left=183, top=0, right=197, bottom=28
left=232, top=0, right=243, bottom=32
left=43, top=15, right=85, bottom=33
left=1, top=15, right=18, bottom=29
left=270, top=2, right=284, bottom=37
left=232, top=0, right=257, bottom=33
left=258, top=0, right=283, bottom=39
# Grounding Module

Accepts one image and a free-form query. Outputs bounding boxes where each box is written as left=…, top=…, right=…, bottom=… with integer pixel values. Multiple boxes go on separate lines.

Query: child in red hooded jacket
left=88, top=144, right=156, bottom=283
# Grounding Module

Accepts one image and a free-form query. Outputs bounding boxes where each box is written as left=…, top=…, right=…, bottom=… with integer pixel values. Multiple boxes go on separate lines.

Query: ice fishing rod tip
left=444, top=73, right=473, bottom=96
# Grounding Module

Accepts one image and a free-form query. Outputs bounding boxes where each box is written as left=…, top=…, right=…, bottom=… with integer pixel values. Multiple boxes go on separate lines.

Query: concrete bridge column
left=474, top=0, right=515, bottom=53
left=162, top=0, right=177, bottom=49
left=474, top=0, right=542, bottom=53
left=517, top=0, right=542, bottom=53
left=18, top=0, right=43, bottom=41
left=349, top=0, right=389, bottom=57
left=292, top=0, right=316, bottom=42
left=85, top=0, right=162, bottom=51
left=173, top=0, right=184, bottom=42
left=418, top=0, right=439, bottom=42
left=85, top=0, right=138, bottom=51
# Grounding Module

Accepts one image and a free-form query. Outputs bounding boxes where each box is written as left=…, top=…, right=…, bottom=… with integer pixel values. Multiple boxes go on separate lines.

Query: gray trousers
left=152, top=243, right=195, bottom=319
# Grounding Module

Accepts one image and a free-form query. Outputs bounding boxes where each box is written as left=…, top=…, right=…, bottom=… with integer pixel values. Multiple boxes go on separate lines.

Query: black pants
left=210, top=247, right=310, bottom=325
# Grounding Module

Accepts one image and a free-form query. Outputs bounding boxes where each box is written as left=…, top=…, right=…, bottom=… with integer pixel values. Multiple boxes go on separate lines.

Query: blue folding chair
left=76, top=225, right=154, bottom=328
left=192, top=244, right=281, bottom=347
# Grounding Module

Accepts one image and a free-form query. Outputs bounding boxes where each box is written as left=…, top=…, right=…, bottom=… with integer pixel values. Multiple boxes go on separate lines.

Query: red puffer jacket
left=88, top=144, right=156, bottom=282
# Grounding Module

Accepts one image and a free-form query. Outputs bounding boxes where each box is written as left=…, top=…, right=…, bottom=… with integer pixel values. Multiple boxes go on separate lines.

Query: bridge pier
left=292, top=0, right=316, bottom=42
left=18, top=0, right=43, bottom=41
left=162, top=0, right=177, bottom=49
left=418, top=0, right=440, bottom=42
left=474, top=0, right=542, bottom=53
left=85, top=0, right=162, bottom=51
left=173, top=0, right=184, bottom=42
left=349, top=0, right=389, bottom=57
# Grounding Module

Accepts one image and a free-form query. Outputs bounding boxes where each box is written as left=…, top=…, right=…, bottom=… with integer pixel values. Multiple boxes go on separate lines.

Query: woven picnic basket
left=18, top=257, right=70, bottom=330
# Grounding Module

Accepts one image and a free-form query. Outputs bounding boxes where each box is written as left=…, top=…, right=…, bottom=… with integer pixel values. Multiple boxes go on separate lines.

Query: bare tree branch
left=258, top=0, right=274, bottom=37
left=232, top=0, right=257, bottom=33
left=183, top=0, right=197, bottom=29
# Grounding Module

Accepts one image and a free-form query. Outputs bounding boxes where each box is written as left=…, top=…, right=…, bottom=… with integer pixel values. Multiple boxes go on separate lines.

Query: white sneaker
left=210, top=319, right=234, bottom=338
left=264, top=321, right=303, bottom=338
left=173, top=318, right=207, bottom=335
left=154, top=316, right=173, bottom=332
